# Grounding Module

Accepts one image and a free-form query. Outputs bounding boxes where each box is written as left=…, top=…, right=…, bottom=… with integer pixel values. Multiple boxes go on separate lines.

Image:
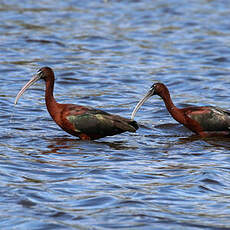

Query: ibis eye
left=37, top=70, right=45, bottom=78
left=151, top=84, right=156, bottom=90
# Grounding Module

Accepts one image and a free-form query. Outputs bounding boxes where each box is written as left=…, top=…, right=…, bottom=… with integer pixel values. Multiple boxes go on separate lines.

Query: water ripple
left=1, top=0, right=230, bottom=229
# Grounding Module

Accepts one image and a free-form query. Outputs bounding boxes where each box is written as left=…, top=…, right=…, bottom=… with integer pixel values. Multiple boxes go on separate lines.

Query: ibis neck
left=160, top=91, right=184, bottom=123
left=45, top=79, right=59, bottom=119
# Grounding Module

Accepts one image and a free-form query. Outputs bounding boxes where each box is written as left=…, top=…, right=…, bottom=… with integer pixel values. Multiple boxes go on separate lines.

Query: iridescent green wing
left=186, top=106, right=230, bottom=131
left=66, top=107, right=137, bottom=136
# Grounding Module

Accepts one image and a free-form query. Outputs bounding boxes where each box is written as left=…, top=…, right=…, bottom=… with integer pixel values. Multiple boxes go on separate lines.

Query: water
left=1, top=0, right=230, bottom=229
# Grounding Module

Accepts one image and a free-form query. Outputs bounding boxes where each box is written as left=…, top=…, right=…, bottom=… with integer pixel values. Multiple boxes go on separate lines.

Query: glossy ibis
left=131, top=82, right=230, bottom=137
left=15, top=67, right=138, bottom=140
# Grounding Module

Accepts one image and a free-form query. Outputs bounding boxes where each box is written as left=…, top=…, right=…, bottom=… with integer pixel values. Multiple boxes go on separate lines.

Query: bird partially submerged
left=131, top=82, right=230, bottom=137
left=15, top=67, right=138, bottom=140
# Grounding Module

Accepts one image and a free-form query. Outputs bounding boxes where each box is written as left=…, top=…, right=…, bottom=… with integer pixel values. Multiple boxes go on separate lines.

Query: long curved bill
left=14, top=74, right=41, bottom=105
left=131, top=89, right=154, bottom=120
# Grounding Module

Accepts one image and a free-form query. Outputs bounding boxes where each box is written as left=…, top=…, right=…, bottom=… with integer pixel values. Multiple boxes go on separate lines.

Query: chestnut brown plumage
left=15, top=67, right=138, bottom=140
left=131, top=82, right=230, bottom=137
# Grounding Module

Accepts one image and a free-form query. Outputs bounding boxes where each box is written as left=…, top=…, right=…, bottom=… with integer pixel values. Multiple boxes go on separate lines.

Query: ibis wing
left=66, top=107, right=138, bottom=137
left=214, top=106, right=230, bottom=116
left=186, top=106, right=230, bottom=131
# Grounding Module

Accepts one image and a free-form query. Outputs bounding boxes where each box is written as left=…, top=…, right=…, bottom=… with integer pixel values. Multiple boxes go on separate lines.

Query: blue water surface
left=1, top=0, right=230, bottom=229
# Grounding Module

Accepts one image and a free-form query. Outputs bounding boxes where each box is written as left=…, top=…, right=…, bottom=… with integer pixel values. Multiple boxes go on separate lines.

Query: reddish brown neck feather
left=157, top=86, right=185, bottom=124
left=44, top=75, right=61, bottom=122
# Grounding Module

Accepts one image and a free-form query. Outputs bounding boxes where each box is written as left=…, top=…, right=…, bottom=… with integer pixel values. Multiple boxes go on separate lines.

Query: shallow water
left=1, top=0, right=230, bottom=229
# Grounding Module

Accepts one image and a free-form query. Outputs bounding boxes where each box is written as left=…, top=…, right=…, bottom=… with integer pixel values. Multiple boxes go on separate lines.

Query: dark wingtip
left=130, top=120, right=139, bottom=130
